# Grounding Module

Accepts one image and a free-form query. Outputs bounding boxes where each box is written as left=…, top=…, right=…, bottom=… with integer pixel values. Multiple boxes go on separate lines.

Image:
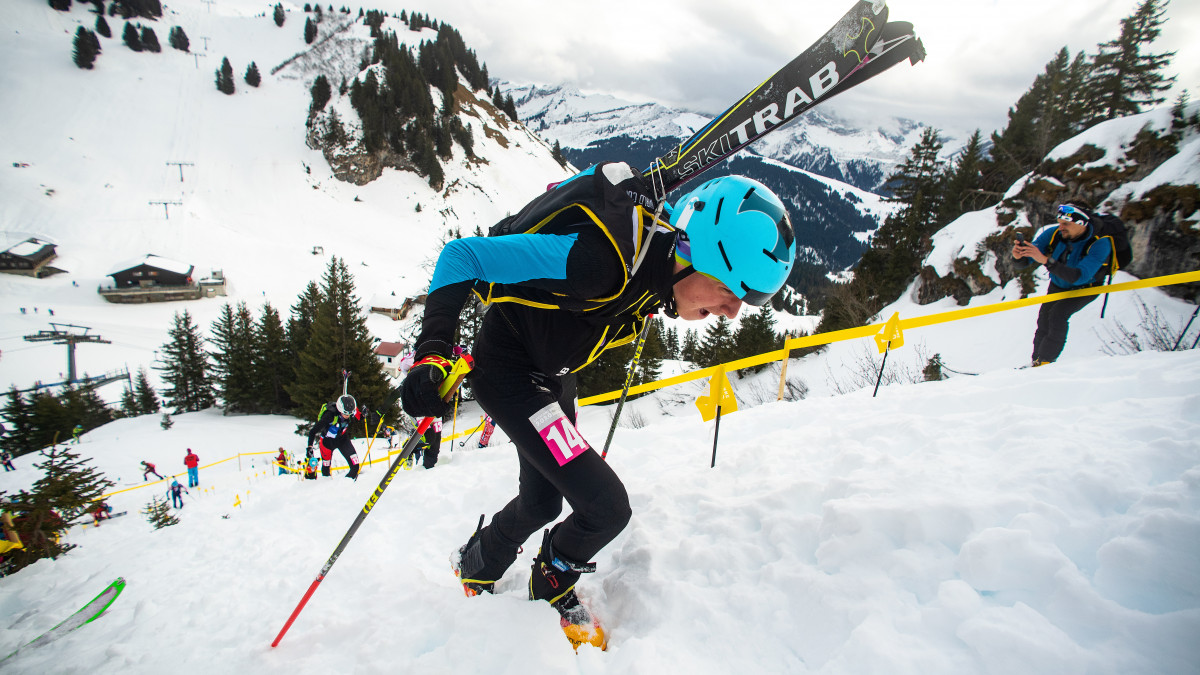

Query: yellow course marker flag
left=695, top=368, right=739, bottom=422
left=874, top=311, right=904, bottom=353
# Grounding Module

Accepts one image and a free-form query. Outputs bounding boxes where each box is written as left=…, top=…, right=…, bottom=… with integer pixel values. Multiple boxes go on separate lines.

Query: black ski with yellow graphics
left=643, top=0, right=925, bottom=197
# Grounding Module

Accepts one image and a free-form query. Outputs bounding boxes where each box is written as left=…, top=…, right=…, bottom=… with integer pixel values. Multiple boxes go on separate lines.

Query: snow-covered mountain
left=508, top=81, right=943, bottom=194
left=506, top=81, right=954, bottom=270
left=0, top=0, right=571, bottom=396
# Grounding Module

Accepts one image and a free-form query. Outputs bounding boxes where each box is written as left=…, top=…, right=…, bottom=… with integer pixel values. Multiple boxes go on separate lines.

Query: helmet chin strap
left=664, top=234, right=696, bottom=319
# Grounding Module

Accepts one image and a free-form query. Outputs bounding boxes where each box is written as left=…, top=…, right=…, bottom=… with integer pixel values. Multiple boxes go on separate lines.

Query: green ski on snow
left=1, top=577, right=126, bottom=663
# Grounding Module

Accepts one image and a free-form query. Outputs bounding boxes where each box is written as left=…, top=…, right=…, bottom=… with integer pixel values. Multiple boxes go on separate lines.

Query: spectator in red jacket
left=184, top=449, right=200, bottom=487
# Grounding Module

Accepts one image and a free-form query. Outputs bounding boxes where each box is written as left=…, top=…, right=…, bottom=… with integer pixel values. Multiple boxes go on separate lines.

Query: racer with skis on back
left=398, top=164, right=796, bottom=650
left=306, top=394, right=365, bottom=479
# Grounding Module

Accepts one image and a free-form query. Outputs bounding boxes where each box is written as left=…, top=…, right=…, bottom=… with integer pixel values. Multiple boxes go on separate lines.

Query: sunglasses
left=1057, top=205, right=1090, bottom=225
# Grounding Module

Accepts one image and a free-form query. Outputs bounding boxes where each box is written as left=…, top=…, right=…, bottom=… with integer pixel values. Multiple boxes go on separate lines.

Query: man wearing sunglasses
left=1011, top=201, right=1113, bottom=366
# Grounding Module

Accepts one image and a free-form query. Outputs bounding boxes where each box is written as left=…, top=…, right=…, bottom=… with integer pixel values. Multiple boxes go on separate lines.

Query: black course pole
left=1173, top=305, right=1200, bottom=351
left=872, top=345, right=891, bottom=398
left=710, top=405, right=723, bottom=468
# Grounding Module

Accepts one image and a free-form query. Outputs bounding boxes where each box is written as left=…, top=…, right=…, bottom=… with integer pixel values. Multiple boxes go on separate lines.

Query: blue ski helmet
left=672, top=176, right=795, bottom=305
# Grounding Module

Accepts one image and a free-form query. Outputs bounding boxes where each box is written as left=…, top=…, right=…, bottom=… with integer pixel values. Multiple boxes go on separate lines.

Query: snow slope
left=0, top=348, right=1197, bottom=674
left=0, top=0, right=571, bottom=394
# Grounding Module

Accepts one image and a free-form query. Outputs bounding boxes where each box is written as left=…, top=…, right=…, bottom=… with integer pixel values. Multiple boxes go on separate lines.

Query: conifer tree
left=122, top=21, right=143, bottom=52
left=664, top=326, right=679, bottom=360
left=140, top=25, right=160, bottom=53
left=134, top=367, right=160, bottom=414
left=696, top=316, right=736, bottom=368
left=733, top=305, right=782, bottom=373
left=286, top=258, right=395, bottom=425
left=168, top=25, right=189, bottom=52
left=552, top=140, right=566, bottom=166
left=160, top=412, right=174, bottom=429
left=639, top=318, right=667, bottom=384
left=120, top=385, right=138, bottom=417
left=849, top=127, right=946, bottom=314
left=216, top=57, right=235, bottom=95
left=156, top=310, right=215, bottom=413
left=984, top=47, right=1091, bottom=192
left=680, top=328, right=699, bottom=363
left=939, top=129, right=988, bottom=223
left=1089, top=0, right=1176, bottom=122
left=1, top=444, right=113, bottom=572
left=287, top=281, right=322, bottom=382
left=245, top=61, right=261, bottom=87
left=209, top=302, right=258, bottom=413
left=304, top=17, right=318, bottom=44
left=73, top=27, right=99, bottom=69
left=49, top=0, right=72, bottom=11
left=309, top=74, right=331, bottom=115
left=1, top=388, right=36, bottom=459
left=142, top=495, right=179, bottom=529
left=96, top=15, right=112, bottom=38
left=254, top=302, right=294, bottom=413
left=273, top=2, right=285, bottom=27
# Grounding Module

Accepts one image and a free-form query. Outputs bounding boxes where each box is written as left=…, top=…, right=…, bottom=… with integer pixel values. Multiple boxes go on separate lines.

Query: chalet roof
left=107, top=254, right=193, bottom=276
left=374, top=341, right=406, bottom=358
left=3, top=238, right=54, bottom=258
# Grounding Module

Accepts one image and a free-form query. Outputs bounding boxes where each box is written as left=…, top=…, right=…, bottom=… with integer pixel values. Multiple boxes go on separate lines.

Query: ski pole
left=458, top=417, right=485, bottom=447
left=601, top=316, right=654, bottom=460
left=1173, top=305, right=1199, bottom=351
left=271, top=354, right=474, bottom=648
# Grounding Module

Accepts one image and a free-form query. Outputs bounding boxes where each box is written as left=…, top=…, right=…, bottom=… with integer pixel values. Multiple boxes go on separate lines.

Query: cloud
left=395, top=0, right=1200, bottom=139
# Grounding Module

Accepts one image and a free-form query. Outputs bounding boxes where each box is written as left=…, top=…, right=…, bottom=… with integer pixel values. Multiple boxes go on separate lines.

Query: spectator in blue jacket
left=1012, top=201, right=1113, bottom=366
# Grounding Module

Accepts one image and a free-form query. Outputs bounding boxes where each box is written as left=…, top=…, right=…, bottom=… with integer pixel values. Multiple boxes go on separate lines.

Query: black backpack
left=1090, top=212, right=1134, bottom=273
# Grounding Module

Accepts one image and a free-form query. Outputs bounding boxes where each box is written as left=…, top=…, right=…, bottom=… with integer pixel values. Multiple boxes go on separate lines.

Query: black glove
left=401, top=354, right=453, bottom=418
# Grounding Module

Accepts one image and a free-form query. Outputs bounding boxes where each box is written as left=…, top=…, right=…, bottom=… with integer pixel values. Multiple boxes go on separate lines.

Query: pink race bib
left=530, top=403, right=590, bottom=466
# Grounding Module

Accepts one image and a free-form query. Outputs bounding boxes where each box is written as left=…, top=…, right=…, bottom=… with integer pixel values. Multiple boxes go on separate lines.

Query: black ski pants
left=467, top=320, right=631, bottom=581
left=423, top=426, right=441, bottom=469
left=1032, top=282, right=1097, bottom=363
left=318, top=434, right=360, bottom=478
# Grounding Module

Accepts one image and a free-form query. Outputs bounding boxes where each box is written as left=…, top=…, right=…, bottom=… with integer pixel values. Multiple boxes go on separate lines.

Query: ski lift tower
left=23, top=323, right=112, bottom=385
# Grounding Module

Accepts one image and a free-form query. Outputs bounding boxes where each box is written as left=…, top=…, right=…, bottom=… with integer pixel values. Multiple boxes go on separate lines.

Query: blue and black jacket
left=414, top=162, right=677, bottom=376
left=1031, top=222, right=1113, bottom=289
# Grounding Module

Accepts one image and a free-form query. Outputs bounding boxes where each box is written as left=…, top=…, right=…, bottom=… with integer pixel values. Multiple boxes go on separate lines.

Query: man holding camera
left=1011, top=201, right=1113, bottom=366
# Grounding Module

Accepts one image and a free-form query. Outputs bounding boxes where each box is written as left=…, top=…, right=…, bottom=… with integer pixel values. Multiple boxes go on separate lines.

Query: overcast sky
left=388, top=0, right=1200, bottom=140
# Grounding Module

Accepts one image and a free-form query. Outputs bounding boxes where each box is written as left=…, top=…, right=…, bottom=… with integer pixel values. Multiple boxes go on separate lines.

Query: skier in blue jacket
left=397, top=163, right=796, bottom=649
left=1012, top=201, right=1113, bottom=365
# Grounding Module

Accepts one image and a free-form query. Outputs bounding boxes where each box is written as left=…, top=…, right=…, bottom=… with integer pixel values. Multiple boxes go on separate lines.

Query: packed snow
left=1, top=346, right=1198, bottom=674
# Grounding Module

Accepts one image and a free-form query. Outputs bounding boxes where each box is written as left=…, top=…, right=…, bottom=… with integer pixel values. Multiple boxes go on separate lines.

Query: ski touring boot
left=451, top=514, right=496, bottom=597
left=529, top=528, right=607, bottom=651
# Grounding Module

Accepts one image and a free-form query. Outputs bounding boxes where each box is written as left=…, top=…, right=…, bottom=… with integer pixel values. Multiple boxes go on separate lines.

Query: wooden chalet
left=0, top=238, right=58, bottom=278
left=100, top=255, right=208, bottom=303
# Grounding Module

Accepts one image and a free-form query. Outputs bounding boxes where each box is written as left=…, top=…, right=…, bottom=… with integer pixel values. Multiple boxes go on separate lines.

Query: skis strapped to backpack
left=643, top=0, right=925, bottom=198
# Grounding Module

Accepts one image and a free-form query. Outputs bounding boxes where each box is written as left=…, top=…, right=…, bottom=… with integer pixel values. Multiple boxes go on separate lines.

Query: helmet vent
left=717, top=241, right=733, bottom=271
left=714, top=198, right=724, bottom=225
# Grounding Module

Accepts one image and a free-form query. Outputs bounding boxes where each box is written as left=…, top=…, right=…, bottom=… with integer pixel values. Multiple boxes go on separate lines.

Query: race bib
left=530, top=403, right=590, bottom=467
